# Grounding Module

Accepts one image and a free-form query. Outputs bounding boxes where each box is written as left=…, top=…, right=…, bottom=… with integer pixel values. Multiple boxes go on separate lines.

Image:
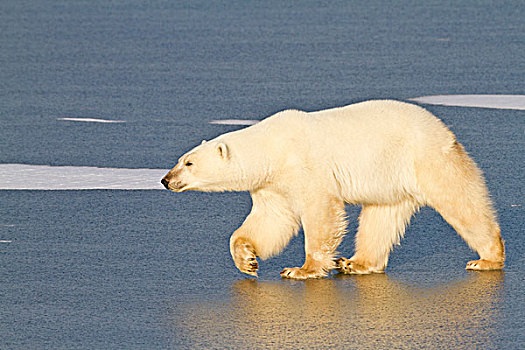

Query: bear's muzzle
left=161, top=172, right=187, bottom=192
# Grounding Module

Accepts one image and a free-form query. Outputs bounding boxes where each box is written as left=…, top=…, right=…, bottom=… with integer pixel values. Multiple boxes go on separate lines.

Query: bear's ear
left=201, top=140, right=207, bottom=145
left=217, top=142, right=229, bottom=159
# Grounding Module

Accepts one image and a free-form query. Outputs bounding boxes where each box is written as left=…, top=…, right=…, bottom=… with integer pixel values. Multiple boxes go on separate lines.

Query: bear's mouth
left=162, top=178, right=189, bottom=192
left=171, top=182, right=189, bottom=192
left=174, top=185, right=190, bottom=192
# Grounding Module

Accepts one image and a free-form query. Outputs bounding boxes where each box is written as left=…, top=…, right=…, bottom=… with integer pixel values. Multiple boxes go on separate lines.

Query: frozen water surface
left=57, top=117, right=126, bottom=123
left=2, top=0, right=524, bottom=349
left=410, top=95, right=525, bottom=110
left=209, top=119, right=259, bottom=126
left=0, top=164, right=167, bottom=190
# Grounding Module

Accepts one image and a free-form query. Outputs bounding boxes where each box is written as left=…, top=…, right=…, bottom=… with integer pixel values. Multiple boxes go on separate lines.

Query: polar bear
left=161, top=100, right=504, bottom=279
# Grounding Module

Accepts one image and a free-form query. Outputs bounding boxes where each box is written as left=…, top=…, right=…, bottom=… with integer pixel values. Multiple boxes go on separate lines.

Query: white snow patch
left=58, top=118, right=125, bottom=123
left=0, top=164, right=168, bottom=190
left=409, top=95, right=525, bottom=110
left=209, top=119, right=259, bottom=126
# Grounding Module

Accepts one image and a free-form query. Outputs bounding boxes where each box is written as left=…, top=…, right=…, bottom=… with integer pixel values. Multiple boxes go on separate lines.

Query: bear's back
left=308, top=100, right=444, bottom=132
left=299, top=100, right=453, bottom=151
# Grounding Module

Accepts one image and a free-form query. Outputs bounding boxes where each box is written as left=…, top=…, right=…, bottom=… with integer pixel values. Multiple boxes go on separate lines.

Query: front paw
left=232, top=238, right=259, bottom=277
left=280, top=267, right=327, bottom=280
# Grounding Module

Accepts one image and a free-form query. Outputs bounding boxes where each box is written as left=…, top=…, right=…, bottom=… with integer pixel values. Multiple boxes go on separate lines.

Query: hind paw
left=335, top=257, right=382, bottom=274
left=466, top=259, right=503, bottom=271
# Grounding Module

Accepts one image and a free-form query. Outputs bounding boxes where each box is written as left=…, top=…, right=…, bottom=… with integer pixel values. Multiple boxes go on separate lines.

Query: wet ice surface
left=2, top=191, right=524, bottom=349
left=2, top=0, right=525, bottom=349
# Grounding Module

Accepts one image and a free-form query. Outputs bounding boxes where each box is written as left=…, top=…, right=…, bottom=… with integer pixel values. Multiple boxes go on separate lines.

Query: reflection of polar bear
left=162, top=100, right=505, bottom=279
left=173, top=273, right=504, bottom=349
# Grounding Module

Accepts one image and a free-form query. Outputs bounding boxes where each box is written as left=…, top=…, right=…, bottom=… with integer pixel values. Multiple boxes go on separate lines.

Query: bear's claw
left=247, top=258, right=258, bottom=272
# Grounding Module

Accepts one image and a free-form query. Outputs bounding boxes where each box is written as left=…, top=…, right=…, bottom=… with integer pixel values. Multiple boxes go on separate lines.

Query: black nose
left=161, top=178, right=170, bottom=189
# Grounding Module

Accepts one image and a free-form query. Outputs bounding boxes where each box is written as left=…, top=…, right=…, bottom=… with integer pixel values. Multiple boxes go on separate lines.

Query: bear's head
left=161, top=140, right=243, bottom=193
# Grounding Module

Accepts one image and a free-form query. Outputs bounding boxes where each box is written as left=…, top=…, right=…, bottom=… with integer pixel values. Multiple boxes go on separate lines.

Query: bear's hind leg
left=336, top=200, right=418, bottom=274
left=418, top=142, right=505, bottom=270
left=430, top=199, right=504, bottom=271
left=281, top=197, right=347, bottom=280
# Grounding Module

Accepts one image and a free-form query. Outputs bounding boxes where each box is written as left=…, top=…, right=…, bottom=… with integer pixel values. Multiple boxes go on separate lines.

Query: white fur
left=163, top=100, right=504, bottom=278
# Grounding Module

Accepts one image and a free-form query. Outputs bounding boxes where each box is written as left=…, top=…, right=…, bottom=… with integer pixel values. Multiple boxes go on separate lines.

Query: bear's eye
left=185, top=161, right=193, bottom=167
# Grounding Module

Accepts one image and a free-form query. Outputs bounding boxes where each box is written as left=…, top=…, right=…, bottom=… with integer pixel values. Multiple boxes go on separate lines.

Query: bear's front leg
left=230, top=236, right=259, bottom=277
left=281, top=197, right=346, bottom=280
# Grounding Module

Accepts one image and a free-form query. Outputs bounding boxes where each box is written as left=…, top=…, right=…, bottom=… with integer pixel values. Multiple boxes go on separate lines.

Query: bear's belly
left=333, top=165, right=420, bottom=206
left=341, top=185, right=413, bottom=205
